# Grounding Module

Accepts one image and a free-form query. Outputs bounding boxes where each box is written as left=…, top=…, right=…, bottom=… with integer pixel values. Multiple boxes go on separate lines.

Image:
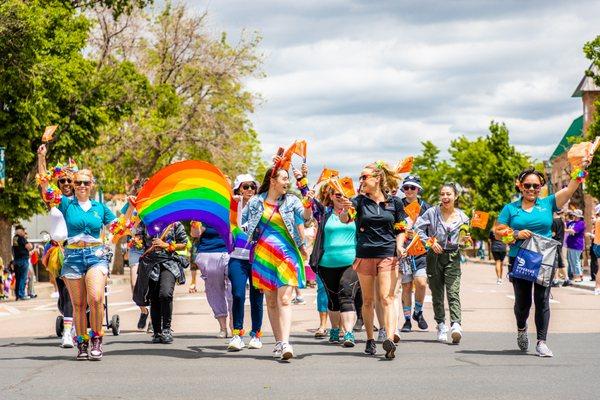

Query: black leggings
left=148, top=267, right=176, bottom=333
left=509, top=257, right=551, bottom=341
left=318, top=266, right=359, bottom=313
left=56, top=277, right=73, bottom=318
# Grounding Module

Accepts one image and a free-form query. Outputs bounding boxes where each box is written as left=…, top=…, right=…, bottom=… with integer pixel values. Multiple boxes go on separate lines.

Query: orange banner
left=291, top=140, right=307, bottom=159
left=317, top=168, right=339, bottom=184
left=406, top=235, right=426, bottom=256
left=338, top=176, right=356, bottom=198
left=404, top=201, right=421, bottom=222
left=42, top=125, right=58, bottom=143
left=471, top=211, right=490, bottom=229
left=395, top=156, right=414, bottom=174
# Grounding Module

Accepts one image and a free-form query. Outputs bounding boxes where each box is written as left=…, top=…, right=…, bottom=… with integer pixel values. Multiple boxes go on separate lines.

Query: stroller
left=55, top=248, right=120, bottom=337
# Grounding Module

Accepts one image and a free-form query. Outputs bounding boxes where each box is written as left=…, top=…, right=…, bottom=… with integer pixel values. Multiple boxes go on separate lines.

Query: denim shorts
left=61, top=245, right=109, bottom=279
left=400, top=256, right=427, bottom=283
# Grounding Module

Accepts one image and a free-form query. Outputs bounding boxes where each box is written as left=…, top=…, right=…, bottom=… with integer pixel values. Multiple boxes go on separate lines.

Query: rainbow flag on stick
left=134, top=160, right=233, bottom=250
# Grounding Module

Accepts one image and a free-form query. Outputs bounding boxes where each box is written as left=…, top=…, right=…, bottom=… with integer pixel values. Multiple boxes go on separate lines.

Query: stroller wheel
left=111, top=315, right=120, bottom=336
left=55, top=316, right=64, bottom=338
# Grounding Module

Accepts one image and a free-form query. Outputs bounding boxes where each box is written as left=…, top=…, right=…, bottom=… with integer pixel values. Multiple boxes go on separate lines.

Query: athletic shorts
left=491, top=251, right=507, bottom=262
left=353, top=257, right=397, bottom=276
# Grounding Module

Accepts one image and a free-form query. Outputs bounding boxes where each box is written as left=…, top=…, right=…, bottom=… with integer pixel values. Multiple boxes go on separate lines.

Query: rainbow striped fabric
left=134, top=160, right=233, bottom=250
left=251, top=202, right=305, bottom=291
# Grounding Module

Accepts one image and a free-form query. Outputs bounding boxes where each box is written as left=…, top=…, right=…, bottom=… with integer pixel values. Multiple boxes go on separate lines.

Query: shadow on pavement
left=456, top=349, right=530, bottom=356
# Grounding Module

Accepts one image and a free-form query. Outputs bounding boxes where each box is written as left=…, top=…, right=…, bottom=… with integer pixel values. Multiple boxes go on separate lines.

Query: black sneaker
left=382, top=338, right=396, bottom=359
left=151, top=333, right=162, bottom=343
left=137, top=312, right=149, bottom=330
left=413, top=311, right=428, bottom=330
left=161, top=329, right=173, bottom=344
left=364, top=339, right=377, bottom=356
left=401, top=318, right=412, bottom=332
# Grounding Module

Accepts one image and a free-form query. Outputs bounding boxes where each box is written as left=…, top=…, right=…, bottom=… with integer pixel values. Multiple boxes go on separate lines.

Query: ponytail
left=365, top=161, right=400, bottom=194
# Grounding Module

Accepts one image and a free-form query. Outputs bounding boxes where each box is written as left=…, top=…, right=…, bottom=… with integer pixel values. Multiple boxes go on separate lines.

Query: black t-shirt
left=551, top=218, right=565, bottom=243
left=352, top=194, right=406, bottom=258
left=489, top=229, right=507, bottom=253
left=12, top=235, right=29, bottom=259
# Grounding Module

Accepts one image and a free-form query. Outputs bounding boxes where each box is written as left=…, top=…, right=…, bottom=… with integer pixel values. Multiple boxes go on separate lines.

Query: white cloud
left=186, top=0, right=598, bottom=181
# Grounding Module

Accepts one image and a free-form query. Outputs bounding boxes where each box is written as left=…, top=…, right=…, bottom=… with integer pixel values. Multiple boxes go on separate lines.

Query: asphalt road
left=1, top=331, right=599, bottom=400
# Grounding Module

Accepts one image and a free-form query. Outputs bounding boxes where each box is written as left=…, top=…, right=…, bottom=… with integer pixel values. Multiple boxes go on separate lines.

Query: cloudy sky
left=188, top=0, right=599, bottom=178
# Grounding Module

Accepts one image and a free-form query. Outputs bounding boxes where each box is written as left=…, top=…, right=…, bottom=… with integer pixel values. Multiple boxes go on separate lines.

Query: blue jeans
left=13, top=258, right=29, bottom=299
left=61, top=246, right=109, bottom=279
left=316, top=275, right=328, bottom=313
left=566, top=248, right=583, bottom=276
left=228, top=257, right=263, bottom=335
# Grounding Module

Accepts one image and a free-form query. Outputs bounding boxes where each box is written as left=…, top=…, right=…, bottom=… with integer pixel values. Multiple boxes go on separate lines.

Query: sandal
left=188, top=284, right=197, bottom=293
left=314, top=328, right=328, bottom=339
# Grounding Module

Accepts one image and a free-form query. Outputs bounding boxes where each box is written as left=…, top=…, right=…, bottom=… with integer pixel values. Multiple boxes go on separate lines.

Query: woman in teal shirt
left=310, top=184, right=358, bottom=347
left=45, top=169, right=117, bottom=361
left=495, top=167, right=584, bottom=358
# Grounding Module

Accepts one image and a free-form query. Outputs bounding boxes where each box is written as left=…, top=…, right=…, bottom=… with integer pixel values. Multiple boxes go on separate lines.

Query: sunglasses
left=522, top=183, right=541, bottom=190
left=333, top=193, right=343, bottom=199
left=241, top=184, right=256, bottom=190
left=74, top=180, right=92, bottom=187
left=403, top=185, right=418, bottom=191
left=359, top=174, right=372, bottom=181
left=58, top=178, right=72, bottom=184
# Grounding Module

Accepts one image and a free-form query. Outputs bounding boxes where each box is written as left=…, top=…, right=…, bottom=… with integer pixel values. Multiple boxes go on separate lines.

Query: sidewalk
left=467, top=257, right=597, bottom=292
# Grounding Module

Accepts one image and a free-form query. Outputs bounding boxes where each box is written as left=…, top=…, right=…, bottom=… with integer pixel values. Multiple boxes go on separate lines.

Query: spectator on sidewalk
left=552, top=211, right=568, bottom=287
left=489, top=229, right=507, bottom=285
left=565, top=209, right=586, bottom=282
left=12, top=225, right=33, bottom=300
left=589, top=205, right=600, bottom=285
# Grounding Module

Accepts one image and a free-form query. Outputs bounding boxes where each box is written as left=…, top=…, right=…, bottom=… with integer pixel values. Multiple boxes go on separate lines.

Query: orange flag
left=328, top=178, right=345, bottom=194
left=338, top=176, right=356, bottom=198
left=404, top=201, right=421, bottom=222
left=406, top=235, right=427, bottom=256
left=291, top=140, right=307, bottom=160
left=471, top=211, right=490, bottom=229
left=317, top=168, right=339, bottom=184
left=395, top=156, right=414, bottom=174
left=568, top=137, right=600, bottom=169
left=42, top=125, right=58, bottom=143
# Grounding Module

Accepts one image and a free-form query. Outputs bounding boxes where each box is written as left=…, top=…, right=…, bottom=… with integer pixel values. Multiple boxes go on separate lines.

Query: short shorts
left=61, top=245, right=109, bottom=279
left=353, top=257, right=397, bottom=276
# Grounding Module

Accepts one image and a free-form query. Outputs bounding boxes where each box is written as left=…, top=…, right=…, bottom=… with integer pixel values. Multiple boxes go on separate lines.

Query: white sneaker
left=377, top=328, right=387, bottom=343
left=450, top=322, right=462, bottom=344
left=227, top=335, right=245, bottom=351
left=496, top=279, right=502, bottom=285
left=248, top=336, right=263, bottom=349
left=217, top=330, right=227, bottom=339
left=280, top=342, right=294, bottom=360
left=51, top=291, right=59, bottom=299
left=61, top=329, right=74, bottom=348
left=272, top=341, right=283, bottom=358
left=535, top=341, right=554, bottom=357
left=437, top=322, right=448, bottom=342
left=594, top=288, right=600, bottom=296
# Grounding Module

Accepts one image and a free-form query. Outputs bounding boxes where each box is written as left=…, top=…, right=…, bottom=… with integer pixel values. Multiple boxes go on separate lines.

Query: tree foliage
left=412, top=122, right=530, bottom=238
left=82, top=2, right=266, bottom=193
left=582, top=35, right=600, bottom=199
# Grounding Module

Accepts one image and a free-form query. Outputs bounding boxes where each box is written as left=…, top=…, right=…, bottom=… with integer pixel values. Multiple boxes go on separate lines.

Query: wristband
left=167, top=242, right=176, bottom=253
left=571, top=168, right=588, bottom=183
left=301, top=196, right=312, bottom=209
left=296, top=177, right=309, bottom=189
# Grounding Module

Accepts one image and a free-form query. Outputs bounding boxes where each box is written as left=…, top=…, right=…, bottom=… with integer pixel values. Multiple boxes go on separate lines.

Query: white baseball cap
left=233, top=174, right=258, bottom=191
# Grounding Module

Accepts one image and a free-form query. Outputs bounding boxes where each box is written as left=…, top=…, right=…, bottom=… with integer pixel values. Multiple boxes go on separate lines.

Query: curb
left=466, top=258, right=597, bottom=292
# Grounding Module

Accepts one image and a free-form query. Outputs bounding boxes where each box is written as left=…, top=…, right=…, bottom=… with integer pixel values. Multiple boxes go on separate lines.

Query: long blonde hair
left=364, top=161, right=399, bottom=194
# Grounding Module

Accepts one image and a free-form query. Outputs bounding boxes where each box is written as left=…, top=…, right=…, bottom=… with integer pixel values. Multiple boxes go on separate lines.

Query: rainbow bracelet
left=571, top=168, right=588, bottom=183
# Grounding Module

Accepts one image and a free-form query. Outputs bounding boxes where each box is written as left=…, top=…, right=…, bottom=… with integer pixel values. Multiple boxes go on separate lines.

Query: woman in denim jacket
left=242, top=165, right=311, bottom=361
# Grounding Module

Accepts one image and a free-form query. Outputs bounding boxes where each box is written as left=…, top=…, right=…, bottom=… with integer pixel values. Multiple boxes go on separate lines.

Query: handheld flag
left=395, top=156, right=414, bottom=174
left=317, top=168, right=339, bottom=185
left=338, top=176, right=356, bottom=198
left=406, top=235, right=427, bottom=256
left=404, top=201, right=421, bottom=223
left=471, top=211, right=490, bottom=229
left=42, top=125, right=58, bottom=143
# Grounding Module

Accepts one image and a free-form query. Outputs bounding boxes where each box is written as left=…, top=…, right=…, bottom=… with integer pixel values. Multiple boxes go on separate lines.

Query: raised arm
left=554, top=179, right=580, bottom=210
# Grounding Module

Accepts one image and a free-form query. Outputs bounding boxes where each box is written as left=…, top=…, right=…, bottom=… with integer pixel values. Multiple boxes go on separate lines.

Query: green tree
left=412, top=141, right=454, bottom=204
left=82, top=2, right=265, bottom=193
left=581, top=35, right=600, bottom=199
left=0, top=0, right=149, bottom=262
left=450, top=122, right=529, bottom=236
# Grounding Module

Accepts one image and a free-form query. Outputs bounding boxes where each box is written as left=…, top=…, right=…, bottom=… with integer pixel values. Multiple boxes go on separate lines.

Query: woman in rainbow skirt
left=243, top=164, right=311, bottom=361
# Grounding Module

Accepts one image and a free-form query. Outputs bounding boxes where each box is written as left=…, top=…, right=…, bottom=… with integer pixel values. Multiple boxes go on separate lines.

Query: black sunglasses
left=241, top=184, right=256, bottom=190
left=523, top=183, right=541, bottom=190
left=403, top=185, right=418, bottom=191
left=58, top=178, right=72, bottom=184
left=74, top=180, right=92, bottom=187
left=333, top=193, right=343, bottom=198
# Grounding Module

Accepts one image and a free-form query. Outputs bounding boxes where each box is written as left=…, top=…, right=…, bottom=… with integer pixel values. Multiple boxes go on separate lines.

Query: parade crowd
left=2, top=142, right=599, bottom=363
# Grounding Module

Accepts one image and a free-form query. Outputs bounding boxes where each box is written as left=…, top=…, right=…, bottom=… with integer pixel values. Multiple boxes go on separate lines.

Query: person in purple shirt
left=565, top=209, right=586, bottom=282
